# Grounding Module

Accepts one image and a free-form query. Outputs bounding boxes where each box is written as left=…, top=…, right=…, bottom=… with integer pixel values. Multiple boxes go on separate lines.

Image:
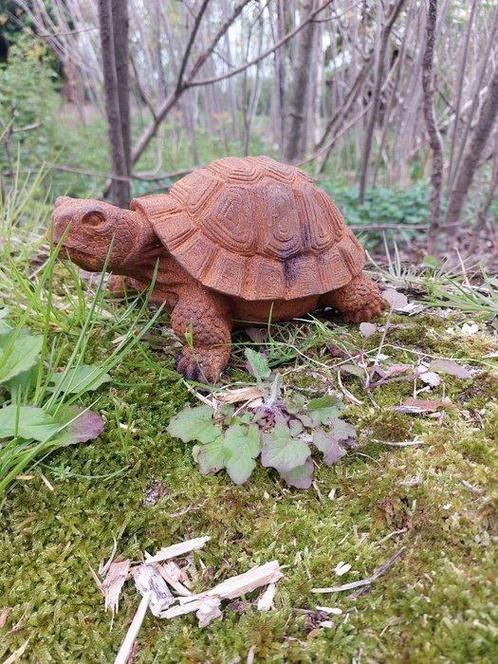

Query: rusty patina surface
left=53, top=156, right=384, bottom=383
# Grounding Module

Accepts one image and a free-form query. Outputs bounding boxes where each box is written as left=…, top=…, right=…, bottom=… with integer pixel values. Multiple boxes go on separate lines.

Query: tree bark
left=284, top=0, right=317, bottom=162
left=358, top=0, right=406, bottom=203
left=445, top=62, right=498, bottom=227
left=98, top=0, right=130, bottom=207
left=422, top=0, right=444, bottom=252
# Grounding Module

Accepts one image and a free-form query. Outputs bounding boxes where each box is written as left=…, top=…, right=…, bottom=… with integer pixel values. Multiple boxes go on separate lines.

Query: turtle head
left=52, top=196, right=161, bottom=273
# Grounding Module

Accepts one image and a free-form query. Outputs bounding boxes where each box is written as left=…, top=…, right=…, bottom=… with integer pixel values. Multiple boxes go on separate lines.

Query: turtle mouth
left=62, top=246, right=104, bottom=272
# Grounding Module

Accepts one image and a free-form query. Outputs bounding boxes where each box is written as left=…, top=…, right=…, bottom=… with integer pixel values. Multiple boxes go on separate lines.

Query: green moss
left=1, top=295, right=497, bottom=663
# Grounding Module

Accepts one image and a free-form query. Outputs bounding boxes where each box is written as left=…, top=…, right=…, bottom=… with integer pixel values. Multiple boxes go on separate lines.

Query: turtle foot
left=177, top=347, right=228, bottom=384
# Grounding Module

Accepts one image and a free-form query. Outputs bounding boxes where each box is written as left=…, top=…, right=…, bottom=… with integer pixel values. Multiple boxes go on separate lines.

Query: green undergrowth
left=0, top=297, right=497, bottom=663
left=1, top=179, right=497, bottom=662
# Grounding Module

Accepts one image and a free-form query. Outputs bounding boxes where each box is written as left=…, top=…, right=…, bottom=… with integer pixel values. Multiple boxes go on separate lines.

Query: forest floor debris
left=311, top=548, right=406, bottom=596
left=92, top=536, right=284, bottom=662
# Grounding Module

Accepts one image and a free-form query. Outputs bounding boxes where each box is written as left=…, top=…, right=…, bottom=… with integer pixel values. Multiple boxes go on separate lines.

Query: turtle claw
left=177, top=347, right=227, bottom=384
left=343, top=298, right=385, bottom=323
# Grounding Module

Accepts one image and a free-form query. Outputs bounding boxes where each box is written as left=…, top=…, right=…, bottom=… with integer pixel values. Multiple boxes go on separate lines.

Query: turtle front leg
left=171, top=289, right=232, bottom=384
left=321, top=273, right=385, bottom=322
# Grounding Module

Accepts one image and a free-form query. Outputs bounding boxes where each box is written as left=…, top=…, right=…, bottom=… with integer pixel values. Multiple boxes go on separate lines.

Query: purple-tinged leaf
left=418, top=371, right=441, bottom=387
left=429, top=359, right=472, bottom=379
left=326, top=344, right=348, bottom=359
left=330, top=418, right=357, bottom=446
left=193, top=438, right=227, bottom=475
left=261, top=425, right=311, bottom=473
left=307, top=394, right=343, bottom=426
left=245, top=327, right=269, bottom=344
left=312, top=429, right=347, bottom=465
left=280, top=459, right=314, bottom=489
left=253, top=403, right=288, bottom=430
left=65, top=408, right=105, bottom=443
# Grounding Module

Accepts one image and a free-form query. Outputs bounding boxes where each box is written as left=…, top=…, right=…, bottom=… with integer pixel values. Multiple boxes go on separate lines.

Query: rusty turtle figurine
left=53, top=156, right=384, bottom=382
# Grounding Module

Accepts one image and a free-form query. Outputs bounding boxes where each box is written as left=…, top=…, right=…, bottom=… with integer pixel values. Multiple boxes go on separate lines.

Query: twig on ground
left=311, top=547, right=406, bottom=594
left=114, top=592, right=151, bottom=664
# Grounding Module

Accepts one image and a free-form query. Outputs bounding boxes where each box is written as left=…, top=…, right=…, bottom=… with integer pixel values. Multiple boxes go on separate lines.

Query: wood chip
left=101, top=560, right=131, bottom=615
left=195, top=598, right=223, bottom=627
left=144, top=536, right=210, bottom=564
left=256, top=582, right=277, bottom=612
left=316, top=606, right=343, bottom=615
left=132, top=564, right=174, bottom=617
left=179, top=560, right=283, bottom=604
left=311, top=548, right=405, bottom=594
left=1, top=640, right=29, bottom=664
left=0, top=607, right=11, bottom=628
left=114, top=591, right=151, bottom=664
left=162, top=598, right=213, bottom=619
left=153, top=562, right=192, bottom=596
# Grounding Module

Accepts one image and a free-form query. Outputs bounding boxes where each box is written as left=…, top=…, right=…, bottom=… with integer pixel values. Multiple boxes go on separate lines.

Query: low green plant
left=167, top=358, right=357, bottom=489
left=319, top=181, right=430, bottom=250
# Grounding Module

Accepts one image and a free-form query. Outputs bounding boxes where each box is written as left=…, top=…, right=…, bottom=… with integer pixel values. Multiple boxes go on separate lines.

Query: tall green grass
left=0, top=172, right=162, bottom=496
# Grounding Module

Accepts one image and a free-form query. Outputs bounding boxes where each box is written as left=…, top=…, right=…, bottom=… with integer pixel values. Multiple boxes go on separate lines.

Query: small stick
left=114, top=591, right=151, bottom=664
left=311, top=548, right=406, bottom=594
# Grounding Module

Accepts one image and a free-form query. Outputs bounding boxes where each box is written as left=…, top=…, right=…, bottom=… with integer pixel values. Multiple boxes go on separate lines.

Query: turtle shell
left=131, top=156, right=365, bottom=301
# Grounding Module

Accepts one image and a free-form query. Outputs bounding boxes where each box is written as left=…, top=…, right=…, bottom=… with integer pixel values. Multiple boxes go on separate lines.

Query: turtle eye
left=81, top=209, right=106, bottom=228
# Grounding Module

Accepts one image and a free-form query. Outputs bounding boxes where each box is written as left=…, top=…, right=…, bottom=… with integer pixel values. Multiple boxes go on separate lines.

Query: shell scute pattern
left=202, top=184, right=257, bottom=255
left=145, top=156, right=365, bottom=301
left=207, top=156, right=261, bottom=183
left=258, top=180, right=302, bottom=259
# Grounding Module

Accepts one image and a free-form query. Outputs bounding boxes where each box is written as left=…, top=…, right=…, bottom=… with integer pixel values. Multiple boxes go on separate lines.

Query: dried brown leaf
left=393, top=398, right=448, bottom=414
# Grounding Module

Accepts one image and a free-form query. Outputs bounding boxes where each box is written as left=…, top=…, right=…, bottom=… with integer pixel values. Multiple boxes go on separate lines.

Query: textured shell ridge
left=140, top=156, right=365, bottom=300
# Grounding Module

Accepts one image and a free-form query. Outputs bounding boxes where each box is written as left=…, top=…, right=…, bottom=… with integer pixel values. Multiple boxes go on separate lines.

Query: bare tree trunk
left=468, top=130, right=498, bottom=253
left=98, top=0, right=130, bottom=207
left=447, top=6, right=498, bottom=199
left=446, top=0, right=478, bottom=191
left=445, top=62, right=498, bottom=227
left=422, top=0, right=444, bottom=252
left=284, top=0, right=317, bottom=162
left=358, top=0, right=406, bottom=203
left=272, top=0, right=287, bottom=155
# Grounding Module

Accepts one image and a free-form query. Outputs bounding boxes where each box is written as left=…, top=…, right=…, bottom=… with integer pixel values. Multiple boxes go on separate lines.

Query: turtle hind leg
left=320, top=273, right=385, bottom=323
left=171, top=290, right=232, bottom=384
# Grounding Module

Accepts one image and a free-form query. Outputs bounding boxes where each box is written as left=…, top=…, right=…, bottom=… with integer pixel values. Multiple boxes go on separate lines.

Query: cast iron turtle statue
left=53, top=156, right=384, bottom=382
